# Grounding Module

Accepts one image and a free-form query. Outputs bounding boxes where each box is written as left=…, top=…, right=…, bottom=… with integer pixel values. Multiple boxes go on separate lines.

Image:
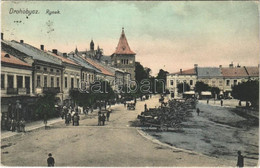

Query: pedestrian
left=44, top=114, right=48, bottom=129
left=144, top=104, right=147, bottom=112
left=196, top=108, right=200, bottom=116
left=20, top=118, right=25, bottom=132
left=124, top=101, right=126, bottom=108
left=221, top=100, right=223, bottom=106
left=237, top=151, right=244, bottom=168
left=74, top=113, right=79, bottom=126
left=106, top=109, right=111, bottom=121
left=238, top=100, right=242, bottom=106
left=72, top=113, right=75, bottom=126
left=47, top=153, right=55, bottom=167
left=68, top=113, right=71, bottom=124
left=11, top=119, right=16, bottom=132
left=207, top=99, right=209, bottom=104
left=98, top=113, right=102, bottom=126
left=102, top=113, right=106, bottom=126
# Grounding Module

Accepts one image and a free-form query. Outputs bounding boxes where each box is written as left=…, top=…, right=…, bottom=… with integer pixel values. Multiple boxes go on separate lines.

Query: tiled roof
left=1, top=51, right=31, bottom=67
left=113, top=28, right=135, bottom=55
left=67, top=54, right=99, bottom=72
left=172, top=68, right=196, bottom=75
left=221, top=67, right=248, bottom=77
left=245, top=66, right=259, bottom=77
left=197, top=67, right=222, bottom=77
left=85, top=58, right=114, bottom=76
left=2, top=40, right=62, bottom=65
left=47, top=51, right=79, bottom=66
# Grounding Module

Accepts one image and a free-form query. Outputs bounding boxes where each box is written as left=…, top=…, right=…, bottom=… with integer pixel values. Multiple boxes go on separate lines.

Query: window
left=51, top=77, right=54, bottom=87
left=56, top=70, right=60, bottom=73
left=92, top=75, right=94, bottom=81
left=65, top=77, right=67, bottom=88
left=44, top=67, right=47, bottom=71
left=1, top=74, right=5, bottom=88
left=7, top=75, right=14, bottom=88
left=234, top=80, right=237, bottom=85
left=36, top=66, right=40, bottom=70
left=121, top=59, right=123, bottom=64
left=17, top=76, right=23, bottom=88
left=50, top=69, right=53, bottom=72
left=126, top=59, right=129, bottom=64
left=82, top=73, right=84, bottom=81
left=56, top=77, right=60, bottom=87
left=37, top=75, right=41, bottom=87
left=190, top=80, right=193, bottom=86
left=85, top=74, right=88, bottom=83
left=44, top=76, right=47, bottom=87
left=71, top=78, right=74, bottom=89
left=170, top=80, right=174, bottom=86
left=226, top=80, right=230, bottom=86
left=77, top=79, right=79, bottom=88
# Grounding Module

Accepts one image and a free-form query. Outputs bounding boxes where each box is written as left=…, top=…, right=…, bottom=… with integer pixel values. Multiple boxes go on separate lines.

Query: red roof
left=245, top=67, right=259, bottom=77
left=221, top=67, right=248, bottom=77
left=85, top=58, right=114, bottom=76
left=47, top=51, right=79, bottom=66
left=113, top=28, right=135, bottom=55
left=1, top=51, right=31, bottom=67
left=172, top=68, right=196, bottom=75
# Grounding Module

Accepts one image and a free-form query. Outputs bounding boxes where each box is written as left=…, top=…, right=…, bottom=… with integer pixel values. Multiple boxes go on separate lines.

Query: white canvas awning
left=201, top=91, right=211, bottom=96
left=184, top=91, right=195, bottom=95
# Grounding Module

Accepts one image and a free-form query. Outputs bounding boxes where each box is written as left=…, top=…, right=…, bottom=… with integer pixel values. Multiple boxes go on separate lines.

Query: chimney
left=63, top=53, right=67, bottom=57
left=229, top=62, right=234, bottom=68
left=40, top=45, right=44, bottom=51
left=219, top=65, right=222, bottom=68
left=52, top=49, right=58, bottom=55
left=1, top=33, right=3, bottom=40
left=20, top=40, right=24, bottom=43
left=180, top=69, right=182, bottom=74
left=194, top=64, right=198, bottom=68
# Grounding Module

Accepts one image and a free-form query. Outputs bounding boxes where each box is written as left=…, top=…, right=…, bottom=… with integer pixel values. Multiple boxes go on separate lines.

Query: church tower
left=111, top=28, right=136, bottom=80
left=90, top=39, right=94, bottom=51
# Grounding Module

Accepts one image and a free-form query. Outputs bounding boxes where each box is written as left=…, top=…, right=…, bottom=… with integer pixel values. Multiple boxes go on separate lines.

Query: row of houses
left=1, top=29, right=135, bottom=125
left=166, top=63, right=259, bottom=98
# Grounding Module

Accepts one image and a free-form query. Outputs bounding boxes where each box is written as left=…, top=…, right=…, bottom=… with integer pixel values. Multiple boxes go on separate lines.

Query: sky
left=1, top=1, right=259, bottom=76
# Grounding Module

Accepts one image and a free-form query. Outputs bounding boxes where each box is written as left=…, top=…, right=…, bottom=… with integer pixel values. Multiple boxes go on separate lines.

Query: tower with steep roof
left=111, top=28, right=136, bottom=80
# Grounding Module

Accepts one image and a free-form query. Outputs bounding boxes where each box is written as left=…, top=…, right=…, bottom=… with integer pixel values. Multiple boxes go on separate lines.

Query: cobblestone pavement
left=1, top=95, right=236, bottom=166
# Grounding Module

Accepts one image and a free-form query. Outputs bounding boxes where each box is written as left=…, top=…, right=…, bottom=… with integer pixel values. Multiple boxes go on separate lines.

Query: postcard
left=1, top=1, right=259, bottom=167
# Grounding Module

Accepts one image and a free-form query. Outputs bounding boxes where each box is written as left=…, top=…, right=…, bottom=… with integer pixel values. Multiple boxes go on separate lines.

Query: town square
left=1, top=1, right=259, bottom=167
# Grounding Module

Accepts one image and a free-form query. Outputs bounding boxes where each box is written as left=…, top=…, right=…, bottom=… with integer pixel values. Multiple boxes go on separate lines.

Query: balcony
left=7, top=88, right=18, bottom=95
left=43, top=87, right=60, bottom=93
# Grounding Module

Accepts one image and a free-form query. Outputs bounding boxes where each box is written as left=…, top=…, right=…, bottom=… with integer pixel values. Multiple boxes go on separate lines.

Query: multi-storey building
left=167, top=66, right=197, bottom=98
left=166, top=63, right=259, bottom=98
left=1, top=51, right=34, bottom=129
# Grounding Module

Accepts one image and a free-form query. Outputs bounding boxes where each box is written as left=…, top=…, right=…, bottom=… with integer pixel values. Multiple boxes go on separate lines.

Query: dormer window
left=4, top=54, right=10, bottom=58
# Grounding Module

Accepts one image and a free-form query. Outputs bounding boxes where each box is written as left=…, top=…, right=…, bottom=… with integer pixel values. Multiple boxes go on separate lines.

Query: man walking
left=47, top=153, right=55, bottom=167
left=106, top=108, right=111, bottom=121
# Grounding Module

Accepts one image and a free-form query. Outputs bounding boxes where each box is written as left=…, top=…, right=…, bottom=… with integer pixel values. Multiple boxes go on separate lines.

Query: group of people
left=98, top=108, right=111, bottom=126
left=9, top=118, right=26, bottom=132
left=62, top=106, right=80, bottom=126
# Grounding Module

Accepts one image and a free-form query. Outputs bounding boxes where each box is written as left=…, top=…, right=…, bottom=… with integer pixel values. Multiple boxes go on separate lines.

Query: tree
left=35, top=90, right=58, bottom=120
left=155, top=69, right=169, bottom=94
left=210, top=87, right=220, bottom=98
left=177, top=82, right=191, bottom=94
left=195, top=81, right=210, bottom=96
left=135, top=62, right=149, bottom=83
left=232, top=80, right=259, bottom=107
